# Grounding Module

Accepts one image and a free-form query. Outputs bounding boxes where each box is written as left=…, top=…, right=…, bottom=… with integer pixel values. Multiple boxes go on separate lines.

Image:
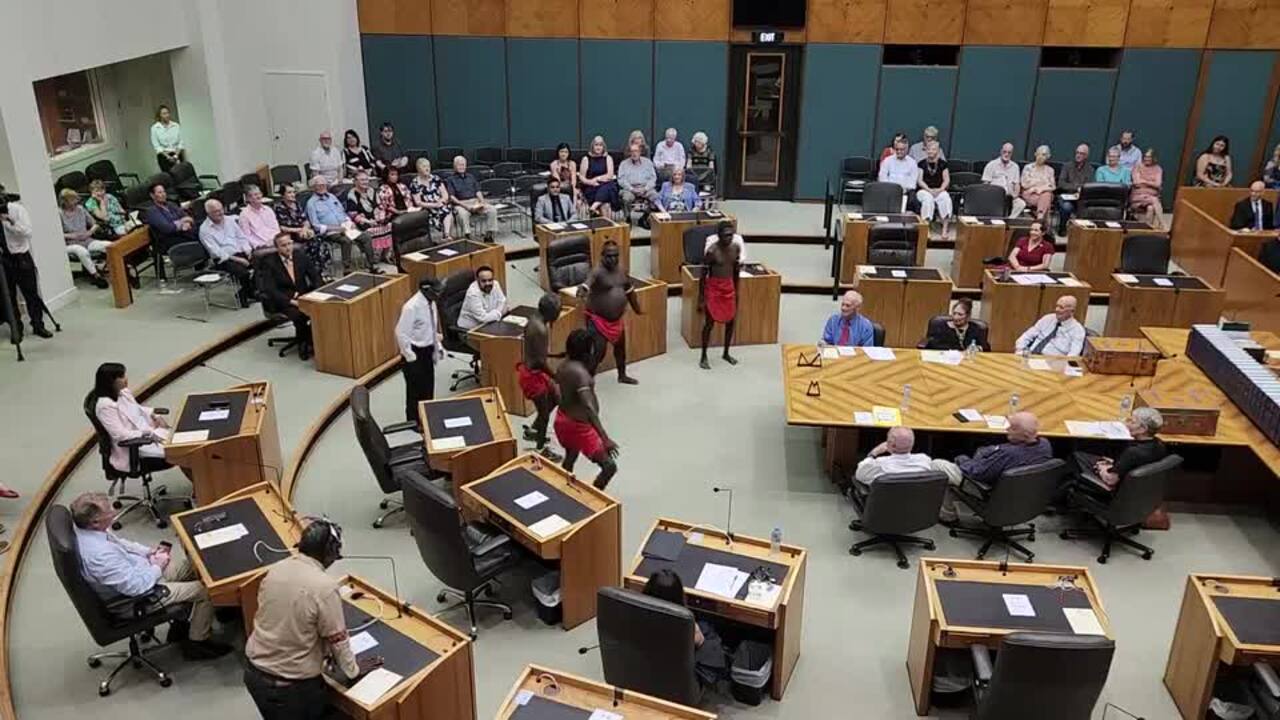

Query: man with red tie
left=821, top=290, right=877, bottom=346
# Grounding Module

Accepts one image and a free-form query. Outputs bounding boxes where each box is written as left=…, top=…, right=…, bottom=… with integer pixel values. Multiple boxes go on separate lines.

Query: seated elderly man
left=854, top=426, right=937, bottom=493
left=444, top=156, right=499, bottom=241
left=617, top=143, right=660, bottom=207
left=934, top=411, right=1053, bottom=522
left=653, top=127, right=686, bottom=181
left=981, top=143, right=1027, bottom=217
left=821, top=290, right=877, bottom=346
left=305, top=174, right=377, bottom=273
left=1072, top=407, right=1167, bottom=496
left=877, top=137, right=919, bottom=211
left=70, top=491, right=231, bottom=659
left=1015, top=295, right=1086, bottom=357
left=198, top=198, right=255, bottom=307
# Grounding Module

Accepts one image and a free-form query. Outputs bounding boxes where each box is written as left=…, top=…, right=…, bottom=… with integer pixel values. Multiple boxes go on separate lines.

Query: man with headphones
left=243, top=518, right=381, bottom=718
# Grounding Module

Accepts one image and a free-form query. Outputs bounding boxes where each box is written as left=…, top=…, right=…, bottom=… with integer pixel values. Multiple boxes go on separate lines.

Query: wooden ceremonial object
left=400, top=238, right=506, bottom=291
left=460, top=454, right=620, bottom=630
left=950, top=217, right=1018, bottom=289
left=535, top=218, right=631, bottom=290
left=298, top=272, right=412, bottom=378
left=493, top=664, right=716, bottom=720
left=1223, top=247, right=1280, bottom=333
left=164, top=382, right=283, bottom=506
left=1104, top=273, right=1225, bottom=337
left=1082, top=337, right=1160, bottom=376
left=419, top=387, right=516, bottom=476
left=679, top=264, right=781, bottom=347
left=648, top=210, right=732, bottom=285
left=979, top=270, right=1091, bottom=353
left=906, top=558, right=1111, bottom=716
left=838, top=212, right=929, bottom=284
left=1170, top=186, right=1279, bottom=286
left=1163, top=574, right=1280, bottom=720
left=559, top=276, right=669, bottom=371
left=854, top=265, right=952, bottom=347
left=327, top=574, right=476, bottom=720
left=624, top=518, right=807, bottom=700
left=1064, top=219, right=1164, bottom=292
left=1135, top=388, right=1221, bottom=436
left=106, top=225, right=150, bottom=309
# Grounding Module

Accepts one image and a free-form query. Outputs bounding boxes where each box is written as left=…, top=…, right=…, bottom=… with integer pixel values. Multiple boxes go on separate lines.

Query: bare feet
left=722, top=354, right=738, bottom=365
left=617, top=375, right=638, bottom=385
left=699, top=357, right=711, bottom=369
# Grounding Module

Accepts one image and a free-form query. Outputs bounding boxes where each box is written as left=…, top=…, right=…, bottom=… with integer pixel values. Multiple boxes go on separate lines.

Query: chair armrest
left=106, top=584, right=170, bottom=619
left=153, top=407, right=170, bottom=416
left=465, top=522, right=512, bottom=556
left=119, top=436, right=151, bottom=448
left=380, top=420, right=419, bottom=435
left=970, top=643, right=993, bottom=686
left=471, top=533, right=511, bottom=557
left=118, top=173, right=141, bottom=186
left=1255, top=661, right=1280, bottom=699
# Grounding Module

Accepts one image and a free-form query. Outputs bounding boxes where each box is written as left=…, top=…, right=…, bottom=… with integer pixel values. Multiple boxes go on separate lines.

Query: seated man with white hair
left=1020, top=145, right=1056, bottom=222
left=198, top=198, right=255, bottom=307
left=878, top=137, right=919, bottom=211
left=444, top=156, right=499, bottom=241
left=981, top=142, right=1027, bottom=217
left=908, top=125, right=946, bottom=162
left=1072, top=407, right=1168, bottom=495
left=653, top=127, right=686, bottom=182
left=304, top=174, right=378, bottom=274
left=854, top=426, right=937, bottom=492
left=1015, top=295, right=1086, bottom=356
left=821, top=290, right=877, bottom=346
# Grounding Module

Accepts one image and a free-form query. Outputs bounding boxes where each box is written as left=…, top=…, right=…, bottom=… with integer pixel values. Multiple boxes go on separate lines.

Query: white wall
left=14, top=0, right=188, bottom=82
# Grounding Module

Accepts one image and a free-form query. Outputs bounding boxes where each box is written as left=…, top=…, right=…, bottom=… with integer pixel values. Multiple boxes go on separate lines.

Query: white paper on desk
left=514, top=690, right=534, bottom=706
left=837, top=346, right=857, bottom=357
left=651, top=212, right=671, bottom=221
left=853, top=411, right=875, bottom=425
left=1064, top=366, right=1084, bottom=377
left=847, top=212, right=864, bottom=220
left=1027, top=358, right=1053, bottom=371
left=302, top=291, right=334, bottom=302
left=336, top=284, right=360, bottom=293
left=1012, top=273, right=1051, bottom=286
left=194, top=523, right=248, bottom=550
left=858, top=265, right=876, bottom=275
left=1115, top=273, right=1138, bottom=284
left=738, top=270, right=752, bottom=278
left=347, top=668, right=403, bottom=705
left=891, top=269, right=907, bottom=278
left=528, top=514, right=571, bottom=538
left=1062, top=194, right=1080, bottom=202
left=874, top=215, right=889, bottom=222
left=344, top=227, right=363, bottom=241
left=170, top=429, right=209, bottom=444
left=1105, top=221, right=1122, bottom=229
left=989, top=219, right=1006, bottom=226
left=820, top=347, right=839, bottom=360
left=1098, top=421, right=1132, bottom=440
left=1066, top=420, right=1104, bottom=437
left=542, top=222, right=565, bottom=231
left=570, top=222, right=588, bottom=230
left=403, top=252, right=427, bottom=262
left=745, top=581, right=783, bottom=608
left=589, top=710, right=624, bottom=720
left=1153, top=277, right=1173, bottom=287
left=436, top=248, right=459, bottom=257
left=502, top=314, right=529, bottom=327
left=1064, top=607, right=1106, bottom=635
left=960, top=215, right=979, bottom=223
left=695, top=563, right=749, bottom=599
left=514, top=490, right=548, bottom=510
left=986, top=415, right=1009, bottom=430
left=922, top=350, right=963, bottom=365
left=862, top=347, right=896, bottom=361
left=491, top=203, right=508, bottom=211
left=198, top=408, right=230, bottom=422
left=443, top=416, right=473, bottom=429
left=1059, top=277, right=1084, bottom=287
left=959, top=408, right=984, bottom=422
left=348, top=631, right=379, bottom=655
left=430, top=435, right=467, bottom=451
left=1003, top=593, right=1036, bottom=617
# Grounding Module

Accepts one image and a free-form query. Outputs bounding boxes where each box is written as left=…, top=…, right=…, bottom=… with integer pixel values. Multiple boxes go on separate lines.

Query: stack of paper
left=988, top=219, right=1005, bottom=226
left=430, top=436, right=467, bottom=451
left=847, top=212, right=864, bottom=220
left=957, top=408, right=984, bottom=422
left=960, top=215, right=979, bottom=223
left=1002, top=593, right=1036, bottom=617
left=170, top=429, right=210, bottom=444
left=837, top=346, right=857, bottom=357
left=1063, top=607, right=1106, bottom=635
left=194, top=523, right=249, bottom=549
left=820, top=347, right=839, bottom=360
left=853, top=411, right=875, bottom=425
left=436, top=248, right=459, bottom=257
left=1012, top=273, right=1054, bottom=286
left=890, top=269, right=907, bottom=278
left=695, top=563, right=750, bottom=599
left=862, top=347, right=896, bottom=361
left=985, top=415, right=1009, bottom=430
left=1027, top=358, right=1053, bottom=371
left=502, top=314, right=529, bottom=327
left=922, top=350, right=963, bottom=365
left=1059, top=277, right=1084, bottom=287
left=541, top=222, right=565, bottom=231
left=347, top=668, right=403, bottom=705
left=302, top=291, right=334, bottom=302
left=528, top=514, right=571, bottom=539
left=1153, top=277, right=1173, bottom=287
left=514, top=491, right=548, bottom=510
left=1115, top=273, right=1138, bottom=284
left=857, top=265, right=877, bottom=275
left=872, top=406, right=902, bottom=426
left=1104, top=221, right=1122, bottom=229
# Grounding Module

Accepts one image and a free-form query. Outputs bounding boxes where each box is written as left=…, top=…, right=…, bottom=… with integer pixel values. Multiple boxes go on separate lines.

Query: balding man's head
left=204, top=198, right=225, bottom=223
left=1053, top=295, right=1077, bottom=322
left=840, top=290, right=863, bottom=318
left=1250, top=180, right=1265, bottom=200
left=1008, top=411, right=1040, bottom=444
left=886, top=426, right=916, bottom=454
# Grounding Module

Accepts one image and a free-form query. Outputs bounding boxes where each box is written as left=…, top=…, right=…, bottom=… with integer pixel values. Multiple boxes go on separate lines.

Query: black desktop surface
left=421, top=240, right=486, bottom=261
left=318, top=273, right=391, bottom=299
left=177, top=497, right=290, bottom=581
left=470, top=466, right=594, bottom=527
left=175, top=390, right=249, bottom=440
left=635, top=531, right=790, bottom=602
left=934, top=580, right=1095, bottom=633
left=1214, top=595, right=1280, bottom=646
left=472, top=320, right=524, bottom=337
left=510, top=695, right=595, bottom=720
left=330, top=601, right=439, bottom=685
left=863, top=267, right=943, bottom=280
left=423, top=397, right=494, bottom=447
left=1120, top=275, right=1209, bottom=290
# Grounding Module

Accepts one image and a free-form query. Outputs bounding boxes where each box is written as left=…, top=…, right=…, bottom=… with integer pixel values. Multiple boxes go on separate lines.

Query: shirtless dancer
left=699, top=221, right=741, bottom=369
left=517, top=293, right=562, bottom=459
left=553, top=328, right=619, bottom=489
left=579, top=241, right=642, bottom=384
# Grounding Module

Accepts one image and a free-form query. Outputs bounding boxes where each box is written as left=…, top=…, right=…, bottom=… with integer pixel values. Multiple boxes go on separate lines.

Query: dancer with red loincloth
left=699, top=221, right=741, bottom=369
left=553, top=328, right=619, bottom=489
left=517, top=293, right=563, bottom=460
left=578, top=240, right=642, bottom=384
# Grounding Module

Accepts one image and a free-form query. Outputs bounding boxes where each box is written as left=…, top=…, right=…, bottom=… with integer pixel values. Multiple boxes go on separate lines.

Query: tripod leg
left=0, top=260, right=25, bottom=361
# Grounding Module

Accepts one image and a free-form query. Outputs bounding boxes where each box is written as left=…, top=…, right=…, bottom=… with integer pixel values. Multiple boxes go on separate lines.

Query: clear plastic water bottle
left=1009, top=392, right=1020, bottom=415
left=1118, top=393, right=1133, bottom=419
left=901, top=384, right=912, bottom=412
left=965, top=340, right=977, bottom=362
left=769, top=527, right=782, bottom=557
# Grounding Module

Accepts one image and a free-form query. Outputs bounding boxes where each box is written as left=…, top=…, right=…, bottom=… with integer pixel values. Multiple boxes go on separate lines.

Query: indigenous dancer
left=553, top=329, right=619, bottom=489
left=699, top=221, right=741, bottom=369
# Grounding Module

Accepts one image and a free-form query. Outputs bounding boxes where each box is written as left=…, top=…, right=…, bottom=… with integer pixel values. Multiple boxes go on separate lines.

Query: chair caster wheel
left=436, top=592, right=447, bottom=603
left=156, top=519, right=168, bottom=529
left=112, top=500, right=123, bottom=510
left=158, top=674, right=172, bottom=688
left=1059, top=532, right=1070, bottom=540
left=948, top=529, right=958, bottom=538
left=1097, top=555, right=1108, bottom=564
left=111, top=522, right=122, bottom=531
left=1027, top=534, right=1035, bottom=542
left=372, top=519, right=383, bottom=529
left=132, top=658, right=143, bottom=669
left=924, top=542, right=936, bottom=551
left=897, top=559, right=910, bottom=569
left=503, top=610, right=513, bottom=620
left=1141, top=551, right=1153, bottom=560
left=88, top=657, right=102, bottom=668
left=848, top=547, right=862, bottom=556
left=99, top=683, right=111, bottom=697
left=379, top=500, right=390, bottom=509
left=157, top=487, right=168, bottom=496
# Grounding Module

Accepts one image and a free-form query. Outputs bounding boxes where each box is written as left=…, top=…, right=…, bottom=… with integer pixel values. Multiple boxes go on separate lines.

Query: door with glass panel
left=725, top=44, right=802, bottom=199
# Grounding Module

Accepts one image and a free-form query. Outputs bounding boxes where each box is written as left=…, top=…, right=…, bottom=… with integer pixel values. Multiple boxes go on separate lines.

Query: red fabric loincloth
left=703, top=276, right=737, bottom=323
left=585, top=310, right=625, bottom=344
left=516, top=362, right=554, bottom=399
left=553, top=410, right=605, bottom=459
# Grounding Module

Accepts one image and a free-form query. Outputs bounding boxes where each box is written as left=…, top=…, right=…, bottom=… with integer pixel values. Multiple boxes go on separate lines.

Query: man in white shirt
left=878, top=138, right=919, bottom=211
left=0, top=187, right=51, bottom=339
left=908, top=125, right=946, bottom=162
left=1016, top=295, right=1087, bottom=356
left=457, top=265, right=508, bottom=330
left=198, top=198, right=255, bottom=307
left=1109, top=130, right=1141, bottom=170
left=309, top=131, right=344, bottom=185
left=395, top=278, right=445, bottom=424
left=982, top=143, right=1027, bottom=217
left=854, top=426, right=936, bottom=492
left=652, top=127, right=686, bottom=181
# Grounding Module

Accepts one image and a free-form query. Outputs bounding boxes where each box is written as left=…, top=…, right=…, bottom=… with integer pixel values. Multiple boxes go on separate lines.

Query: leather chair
left=270, top=164, right=303, bottom=190
left=948, top=171, right=982, bottom=210
left=46, top=504, right=192, bottom=697
left=399, top=468, right=521, bottom=637
left=849, top=471, right=947, bottom=568
left=1060, top=454, right=1182, bottom=563
left=83, top=391, right=188, bottom=529
left=867, top=222, right=918, bottom=266
left=1077, top=183, right=1128, bottom=221
left=166, top=163, right=216, bottom=202
left=596, top=587, right=701, bottom=707
left=546, top=235, right=592, bottom=292
left=872, top=322, right=886, bottom=347
left=917, top=315, right=990, bottom=350
left=437, top=146, right=464, bottom=166
left=949, top=459, right=1066, bottom=561
left=970, top=632, right=1115, bottom=720
left=350, top=385, right=431, bottom=528
left=1118, top=232, right=1171, bottom=275
left=85, top=159, right=141, bottom=196
left=840, top=156, right=873, bottom=206
left=862, top=181, right=904, bottom=214
left=682, top=224, right=719, bottom=266
left=56, top=171, right=90, bottom=196
left=391, top=210, right=435, bottom=266
left=439, top=269, right=481, bottom=390
left=963, top=184, right=1008, bottom=217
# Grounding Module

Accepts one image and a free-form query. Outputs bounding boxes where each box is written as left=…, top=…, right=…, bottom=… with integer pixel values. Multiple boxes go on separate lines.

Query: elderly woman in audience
left=345, top=170, right=393, bottom=266
left=1008, top=221, right=1054, bottom=272
left=342, top=128, right=377, bottom=178
left=549, top=143, right=581, bottom=203
left=656, top=166, right=700, bottom=213
left=409, top=157, right=452, bottom=237
left=687, top=131, right=716, bottom=190
left=274, top=183, right=330, bottom=272
left=627, top=130, right=649, bottom=157
left=923, top=298, right=989, bottom=351
left=1095, top=147, right=1132, bottom=185
left=1129, top=148, right=1165, bottom=229
left=1020, top=145, right=1056, bottom=222
left=917, top=141, right=952, bottom=238
left=59, top=189, right=110, bottom=288
left=84, top=179, right=130, bottom=238
left=1264, top=144, right=1280, bottom=189
left=580, top=135, right=620, bottom=216
left=1194, top=135, right=1232, bottom=188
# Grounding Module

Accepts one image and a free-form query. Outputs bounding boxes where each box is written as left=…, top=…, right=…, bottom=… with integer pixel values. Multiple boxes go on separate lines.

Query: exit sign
left=752, top=30, right=784, bottom=44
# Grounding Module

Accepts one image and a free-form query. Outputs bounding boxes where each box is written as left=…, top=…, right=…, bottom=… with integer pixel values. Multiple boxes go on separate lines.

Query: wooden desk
left=979, top=270, right=1091, bottom=352
left=838, top=212, right=929, bottom=284
left=535, top=218, right=631, bottom=291
left=460, top=454, right=620, bottom=630
left=467, top=306, right=575, bottom=417
left=1140, top=327, right=1280, bottom=358
left=855, top=266, right=952, bottom=347
left=1064, top=219, right=1162, bottom=292
left=106, top=226, right=149, bottom=309
left=1223, top=247, right=1280, bottom=332
left=164, top=382, right=283, bottom=506
left=950, top=216, right=1035, bottom=289
left=401, top=239, right=505, bottom=291
left=1103, top=273, right=1225, bottom=337
left=906, top=558, right=1111, bottom=715
left=298, top=272, right=412, bottom=378
left=624, top=518, right=807, bottom=700
left=1164, top=573, right=1280, bottom=720
left=679, top=264, right=780, bottom=348
left=494, top=665, right=716, bottom=719
left=327, top=574, right=476, bottom=720
left=648, top=210, right=731, bottom=285
left=419, top=387, right=516, bottom=476
left=1171, top=187, right=1279, bottom=286
left=560, top=276, right=668, bottom=372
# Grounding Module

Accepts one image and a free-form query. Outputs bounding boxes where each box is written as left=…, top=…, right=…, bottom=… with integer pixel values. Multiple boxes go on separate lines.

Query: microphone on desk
left=712, top=486, right=735, bottom=545
left=209, top=453, right=283, bottom=488
left=337, top=554, right=408, bottom=619
left=199, top=362, right=266, bottom=402
left=576, top=644, right=599, bottom=655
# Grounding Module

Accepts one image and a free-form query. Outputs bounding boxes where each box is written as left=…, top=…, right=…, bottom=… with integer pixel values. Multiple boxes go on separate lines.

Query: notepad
left=862, top=347, right=896, bottom=361
left=1153, top=277, right=1173, bottom=287
left=198, top=408, right=230, bottom=422
left=502, top=314, right=529, bottom=327
left=857, top=265, right=876, bottom=275
left=1063, top=607, right=1106, bottom=636
left=989, top=219, right=1005, bottom=226
left=1114, top=273, right=1138, bottom=284
left=194, top=523, right=248, bottom=550
left=336, top=284, right=360, bottom=293
left=1104, top=221, right=1122, bottom=229
left=853, top=411, right=875, bottom=425
left=302, top=291, right=334, bottom=302
left=958, top=408, right=985, bottom=422
left=837, top=346, right=857, bottom=357
left=872, top=405, right=902, bottom=426
left=820, top=347, right=839, bottom=360
left=436, top=248, right=459, bottom=257
left=430, top=436, right=467, bottom=451
left=528, top=514, right=571, bottom=538
left=541, top=222, right=565, bottom=231
left=170, top=429, right=209, bottom=444
left=891, top=269, right=907, bottom=278
left=986, top=415, right=1009, bottom=430
left=348, top=631, right=379, bottom=655
left=347, top=668, right=403, bottom=705
left=1003, top=593, right=1036, bottom=617
left=695, top=563, right=749, bottom=599
left=443, top=416, right=473, bottom=429
left=402, top=252, right=427, bottom=262
left=514, top=490, right=548, bottom=510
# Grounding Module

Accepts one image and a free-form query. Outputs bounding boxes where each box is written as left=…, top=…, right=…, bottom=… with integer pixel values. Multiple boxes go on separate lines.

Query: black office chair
left=849, top=471, right=947, bottom=569
left=596, top=587, right=701, bottom=707
left=1060, top=454, right=1181, bottom=563
left=217, top=180, right=245, bottom=213
left=949, top=459, right=1066, bottom=561
left=46, top=505, right=191, bottom=697
left=85, top=159, right=141, bottom=196
left=470, top=164, right=495, bottom=182
left=948, top=171, right=981, bottom=210
left=533, top=147, right=559, bottom=166
left=1118, top=232, right=1171, bottom=275
left=400, top=468, right=521, bottom=637
left=166, top=162, right=215, bottom=202
left=963, top=184, right=1008, bottom=217
left=437, top=146, right=465, bottom=166
left=871, top=322, right=886, bottom=347
left=439, top=269, right=481, bottom=390
left=56, top=171, right=90, bottom=196
left=840, top=156, right=873, bottom=205
left=917, top=315, right=990, bottom=350
left=391, top=210, right=436, bottom=266
left=492, top=161, right=523, bottom=179
left=1077, top=183, right=1129, bottom=221
left=546, top=235, right=592, bottom=292
left=83, top=391, right=188, bottom=529
left=861, top=181, right=904, bottom=214
left=123, top=183, right=154, bottom=213
left=867, top=222, right=918, bottom=266
left=350, top=385, right=432, bottom=528
left=682, top=224, right=719, bottom=266
left=270, top=164, right=303, bottom=190
left=474, top=147, right=503, bottom=165
left=970, top=632, right=1115, bottom=720
left=253, top=253, right=299, bottom=358
left=504, top=147, right=533, bottom=168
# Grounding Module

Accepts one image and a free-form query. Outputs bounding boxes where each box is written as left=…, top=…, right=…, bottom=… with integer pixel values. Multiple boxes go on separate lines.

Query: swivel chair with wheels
left=1059, top=454, right=1182, bottom=563
left=969, top=632, right=1115, bottom=720
left=253, top=253, right=299, bottom=358
left=596, top=586, right=701, bottom=706
left=1077, top=183, right=1129, bottom=221
left=848, top=471, right=947, bottom=569
left=439, top=269, right=481, bottom=390
left=350, top=385, right=431, bottom=528
left=546, top=235, right=592, bottom=291
left=949, top=459, right=1066, bottom=561
left=1118, top=232, right=1171, bottom=275
left=83, top=391, right=190, bottom=529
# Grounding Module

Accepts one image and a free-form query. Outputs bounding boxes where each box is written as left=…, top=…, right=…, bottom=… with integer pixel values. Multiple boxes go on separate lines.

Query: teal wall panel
left=507, top=38, right=579, bottom=149
left=361, top=35, right=438, bottom=150
left=795, top=44, right=881, bottom=199
left=1028, top=69, right=1117, bottom=164
left=654, top=41, right=728, bottom=153
left=950, top=47, right=1038, bottom=162
left=1265, top=89, right=1280, bottom=177
left=874, top=66, right=958, bottom=153
left=580, top=40, right=653, bottom=148
left=1192, top=51, right=1277, bottom=185
left=434, top=36, right=509, bottom=149
left=1108, top=49, right=1201, bottom=202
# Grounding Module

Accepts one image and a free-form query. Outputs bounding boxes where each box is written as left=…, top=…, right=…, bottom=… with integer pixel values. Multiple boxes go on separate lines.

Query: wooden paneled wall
left=359, top=0, right=1280, bottom=47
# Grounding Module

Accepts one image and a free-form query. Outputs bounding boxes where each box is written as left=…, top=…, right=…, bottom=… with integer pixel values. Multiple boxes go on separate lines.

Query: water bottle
left=1009, top=392, right=1020, bottom=415
left=769, top=527, right=782, bottom=557
left=1118, top=393, right=1133, bottom=419
left=901, top=384, right=912, bottom=412
left=965, top=340, right=977, bottom=362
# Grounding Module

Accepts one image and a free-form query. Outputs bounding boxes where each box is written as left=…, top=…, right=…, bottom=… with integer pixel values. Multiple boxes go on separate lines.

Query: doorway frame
left=722, top=43, right=805, bottom=201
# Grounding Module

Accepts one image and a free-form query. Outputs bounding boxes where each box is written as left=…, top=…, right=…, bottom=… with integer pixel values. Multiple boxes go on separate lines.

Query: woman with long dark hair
left=342, top=129, right=376, bottom=178
left=1195, top=135, right=1232, bottom=187
left=643, top=569, right=726, bottom=685
left=92, top=362, right=171, bottom=474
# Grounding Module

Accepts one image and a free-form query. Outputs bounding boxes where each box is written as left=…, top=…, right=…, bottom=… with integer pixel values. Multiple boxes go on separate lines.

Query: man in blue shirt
left=933, top=412, right=1053, bottom=522
left=305, top=175, right=377, bottom=274
left=198, top=198, right=255, bottom=307
left=70, top=492, right=230, bottom=659
left=821, top=290, right=877, bottom=346
left=142, top=182, right=197, bottom=278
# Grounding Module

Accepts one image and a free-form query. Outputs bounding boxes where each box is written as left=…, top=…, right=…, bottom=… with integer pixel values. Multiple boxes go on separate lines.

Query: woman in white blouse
left=150, top=104, right=184, bottom=172
left=92, top=362, right=171, bottom=474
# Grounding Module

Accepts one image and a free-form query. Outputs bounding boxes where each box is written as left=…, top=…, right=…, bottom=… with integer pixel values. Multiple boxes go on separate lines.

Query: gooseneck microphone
left=712, top=486, right=734, bottom=544
left=337, top=554, right=408, bottom=620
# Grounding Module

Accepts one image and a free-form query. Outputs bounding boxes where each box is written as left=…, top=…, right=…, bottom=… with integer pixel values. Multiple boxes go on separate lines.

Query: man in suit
left=258, top=233, right=322, bottom=360
left=535, top=177, right=577, bottom=225
left=1229, top=181, right=1275, bottom=231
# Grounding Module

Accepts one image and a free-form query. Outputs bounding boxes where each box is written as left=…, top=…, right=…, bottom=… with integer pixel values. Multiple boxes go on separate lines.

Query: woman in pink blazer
left=92, top=363, right=171, bottom=474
